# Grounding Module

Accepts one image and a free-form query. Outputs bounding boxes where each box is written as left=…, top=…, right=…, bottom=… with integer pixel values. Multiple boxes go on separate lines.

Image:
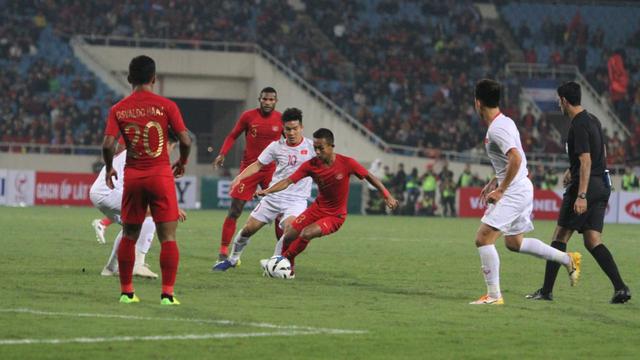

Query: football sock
left=274, top=215, right=284, bottom=240
left=160, top=240, right=179, bottom=295
left=520, top=238, right=570, bottom=265
left=283, top=237, right=310, bottom=260
left=117, top=236, right=137, bottom=293
left=274, top=235, right=285, bottom=256
left=135, top=217, right=155, bottom=266
left=589, top=244, right=626, bottom=290
left=101, top=217, right=113, bottom=227
left=106, top=230, right=123, bottom=270
left=219, top=217, right=237, bottom=256
left=477, top=244, right=501, bottom=299
left=541, top=241, right=566, bottom=294
left=229, top=232, right=250, bottom=264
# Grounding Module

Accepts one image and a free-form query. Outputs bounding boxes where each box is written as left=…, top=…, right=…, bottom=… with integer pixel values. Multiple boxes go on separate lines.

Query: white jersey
left=90, top=150, right=126, bottom=196
left=485, top=114, right=528, bottom=185
left=258, top=138, right=315, bottom=201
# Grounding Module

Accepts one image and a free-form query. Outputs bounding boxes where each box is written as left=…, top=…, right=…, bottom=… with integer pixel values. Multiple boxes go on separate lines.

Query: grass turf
left=0, top=206, right=638, bottom=359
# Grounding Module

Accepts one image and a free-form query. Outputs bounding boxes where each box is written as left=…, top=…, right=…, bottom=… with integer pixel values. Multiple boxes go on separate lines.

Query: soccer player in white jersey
left=469, top=79, right=582, bottom=305
left=90, top=134, right=183, bottom=278
left=213, top=107, right=315, bottom=271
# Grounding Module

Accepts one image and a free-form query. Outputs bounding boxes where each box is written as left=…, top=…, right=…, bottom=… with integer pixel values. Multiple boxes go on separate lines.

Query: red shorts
left=122, top=175, right=179, bottom=224
left=290, top=204, right=345, bottom=236
left=230, top=166, right=274, bottom=201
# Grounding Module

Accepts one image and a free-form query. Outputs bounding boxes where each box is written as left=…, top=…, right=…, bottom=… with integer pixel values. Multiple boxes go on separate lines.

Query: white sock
left=520, top=238, right=570, bottom=265
left=135, top=217, right=156, bottom=266
left=229, top=231, right=250, bottom=264
left=478, top=244, right=501, bottom=299
left=274, top=235, right=285, bottom=256
left=106, top=230, right=123, bottom=270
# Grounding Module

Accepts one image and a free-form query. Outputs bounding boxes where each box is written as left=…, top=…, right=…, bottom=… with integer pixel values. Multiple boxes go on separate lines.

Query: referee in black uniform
left=526, top=81, right=631, bottom=304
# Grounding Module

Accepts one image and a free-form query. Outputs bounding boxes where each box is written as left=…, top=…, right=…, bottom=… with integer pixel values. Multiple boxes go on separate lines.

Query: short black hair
left=474, top=79, right=501, bottom=108
left=282, top=107, right=302, bottom=124
left=557, top=81, right=581, bottom=106
left=260, top=87, right=277, bottom=96
left=127, top=55, right=156, bottom=85
left=313, top=128, right=334, bottom=145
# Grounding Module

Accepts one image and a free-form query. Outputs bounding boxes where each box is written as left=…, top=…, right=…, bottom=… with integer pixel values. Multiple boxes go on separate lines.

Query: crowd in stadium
left=1, top=0, right=638, bottom=165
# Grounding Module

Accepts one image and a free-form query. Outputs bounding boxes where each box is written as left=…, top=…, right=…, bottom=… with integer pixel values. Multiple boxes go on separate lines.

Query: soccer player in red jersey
left=102, top=55, right=192, bottom=305
left=212, top=87, right=283, bottom=265
left=256, top=128, right=399, bottom=277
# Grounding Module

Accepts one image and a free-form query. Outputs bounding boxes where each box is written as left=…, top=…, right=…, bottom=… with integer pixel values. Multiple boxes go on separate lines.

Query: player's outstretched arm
left=213, top=115, right=247, bottom=169
left=255, top=178, right=293, bottom=197
left=172, top=130, right=192, bottom=178
left=231, top=161, right=264, bottom=189
left=364, top=172, right=399, bottom=210
left=102, top=135, right=117, bottom=189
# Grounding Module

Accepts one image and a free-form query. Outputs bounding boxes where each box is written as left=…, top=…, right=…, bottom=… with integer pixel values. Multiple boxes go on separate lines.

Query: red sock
left=101, top=217, right=113, bottom=227
left=117, top=236, right=136, bottom=293
left=219, top=217, right=236, bottom=256
left=274, top=215, right=284, bottom=240
left=160, top=240, right=179, bottom=295
left=283, top=237, right=310, bottom=261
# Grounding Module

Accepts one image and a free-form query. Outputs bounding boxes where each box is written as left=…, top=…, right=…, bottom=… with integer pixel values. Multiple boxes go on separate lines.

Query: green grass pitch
left=0, top=206, right=638, bottom=359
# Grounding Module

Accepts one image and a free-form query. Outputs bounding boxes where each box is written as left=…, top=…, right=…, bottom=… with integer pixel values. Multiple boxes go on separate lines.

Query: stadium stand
left=1, top=0, right=638, bottom=164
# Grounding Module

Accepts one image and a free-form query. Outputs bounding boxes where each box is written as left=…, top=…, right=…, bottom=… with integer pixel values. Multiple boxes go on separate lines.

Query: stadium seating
left=1, top=0, right=638, bottom=163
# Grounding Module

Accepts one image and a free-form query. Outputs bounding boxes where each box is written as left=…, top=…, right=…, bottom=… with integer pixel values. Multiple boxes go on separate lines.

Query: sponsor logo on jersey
left=335, top=173, right=344, bottom=180
left=272, top=126, right=279, bottom=132
left=301, top=150, right=308, bottom=155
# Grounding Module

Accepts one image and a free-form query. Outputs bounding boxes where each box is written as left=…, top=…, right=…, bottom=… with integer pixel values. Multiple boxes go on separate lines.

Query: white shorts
left=481, top=178, right=534, bottom=235
left=90, top=190, right=122, bottom=225
left=250, top=196, right=307, bottom=229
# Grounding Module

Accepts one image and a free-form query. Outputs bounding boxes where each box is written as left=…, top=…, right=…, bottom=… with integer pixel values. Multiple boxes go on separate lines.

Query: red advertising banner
left=458, top=187, right=563, bottom=220
left=35, top=172, right=95, bottom=206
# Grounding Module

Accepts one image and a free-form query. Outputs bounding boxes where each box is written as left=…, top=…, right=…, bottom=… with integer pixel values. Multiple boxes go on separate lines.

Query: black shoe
left=610, top=286, right=631, bottom=304
left=525, top=288, right=553, bottom=301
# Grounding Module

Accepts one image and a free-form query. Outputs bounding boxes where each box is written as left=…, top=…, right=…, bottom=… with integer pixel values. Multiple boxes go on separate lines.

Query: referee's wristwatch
left=578, top=192, right=587, bottom=199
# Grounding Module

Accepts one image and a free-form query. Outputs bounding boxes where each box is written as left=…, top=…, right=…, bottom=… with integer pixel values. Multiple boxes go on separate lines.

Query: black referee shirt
left=566, top=110, right=606, bottom=183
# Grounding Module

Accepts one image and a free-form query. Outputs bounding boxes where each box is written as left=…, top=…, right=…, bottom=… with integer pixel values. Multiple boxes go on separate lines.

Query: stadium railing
left=7, top=36, right=627, bottom=172
left=0, top=142, right=101, bottom=155
left=506, top=62, right=631, bottom=138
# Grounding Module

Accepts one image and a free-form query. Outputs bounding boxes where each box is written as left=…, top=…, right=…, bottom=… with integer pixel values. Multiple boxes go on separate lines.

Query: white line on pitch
left=0, top=330, right=331, bottom=346
left=0, top=308, right=367, bottom=335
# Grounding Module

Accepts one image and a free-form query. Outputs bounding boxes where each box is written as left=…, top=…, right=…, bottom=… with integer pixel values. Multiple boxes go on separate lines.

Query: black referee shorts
left=557, top=176, right=611, bottom=233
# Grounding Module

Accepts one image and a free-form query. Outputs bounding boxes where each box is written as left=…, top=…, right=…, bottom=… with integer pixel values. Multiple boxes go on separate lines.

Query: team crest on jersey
left=301, top=149, right=308, bottom=155
left=335, top=173, right=344, bottom=180
left=272, top=126, right=279, bottom=132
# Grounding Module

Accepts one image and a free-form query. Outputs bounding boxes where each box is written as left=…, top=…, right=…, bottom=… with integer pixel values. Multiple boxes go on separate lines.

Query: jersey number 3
left=124, top=121, right=164, bottom=159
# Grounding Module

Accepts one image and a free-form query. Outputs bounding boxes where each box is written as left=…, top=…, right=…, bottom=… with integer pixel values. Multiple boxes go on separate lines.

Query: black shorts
left=557, top=176, right=610, bottom=233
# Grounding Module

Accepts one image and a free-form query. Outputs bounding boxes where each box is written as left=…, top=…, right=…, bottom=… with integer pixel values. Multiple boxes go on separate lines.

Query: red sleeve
left=348, top=157, right=369, bottom=179
left=104, top=108, right=120, bottom=137
left=288, top=160, right=312, bottom=183
left=219, top=112, right=248, bottom=156
left=167, top=101, right=187, bottom=133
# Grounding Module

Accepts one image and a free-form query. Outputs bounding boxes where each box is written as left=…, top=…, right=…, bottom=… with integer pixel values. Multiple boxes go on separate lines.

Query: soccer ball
left=264, top=256, right=293, bottom=279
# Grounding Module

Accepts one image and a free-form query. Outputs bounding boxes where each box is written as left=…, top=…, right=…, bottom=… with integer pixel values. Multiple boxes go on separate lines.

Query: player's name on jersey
left=115, top=106, right=164, bottom=120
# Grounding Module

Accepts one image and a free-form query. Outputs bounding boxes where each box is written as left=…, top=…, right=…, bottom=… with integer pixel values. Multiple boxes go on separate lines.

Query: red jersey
left=289, top=154, right=369, bottom=216
left=219, top=108, right=282, bottom=170
left=104, top=90, right=187, bottom=179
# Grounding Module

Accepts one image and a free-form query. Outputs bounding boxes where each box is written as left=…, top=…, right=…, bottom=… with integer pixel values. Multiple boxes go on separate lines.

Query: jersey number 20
left=124, top=121, right=164, bottom=159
